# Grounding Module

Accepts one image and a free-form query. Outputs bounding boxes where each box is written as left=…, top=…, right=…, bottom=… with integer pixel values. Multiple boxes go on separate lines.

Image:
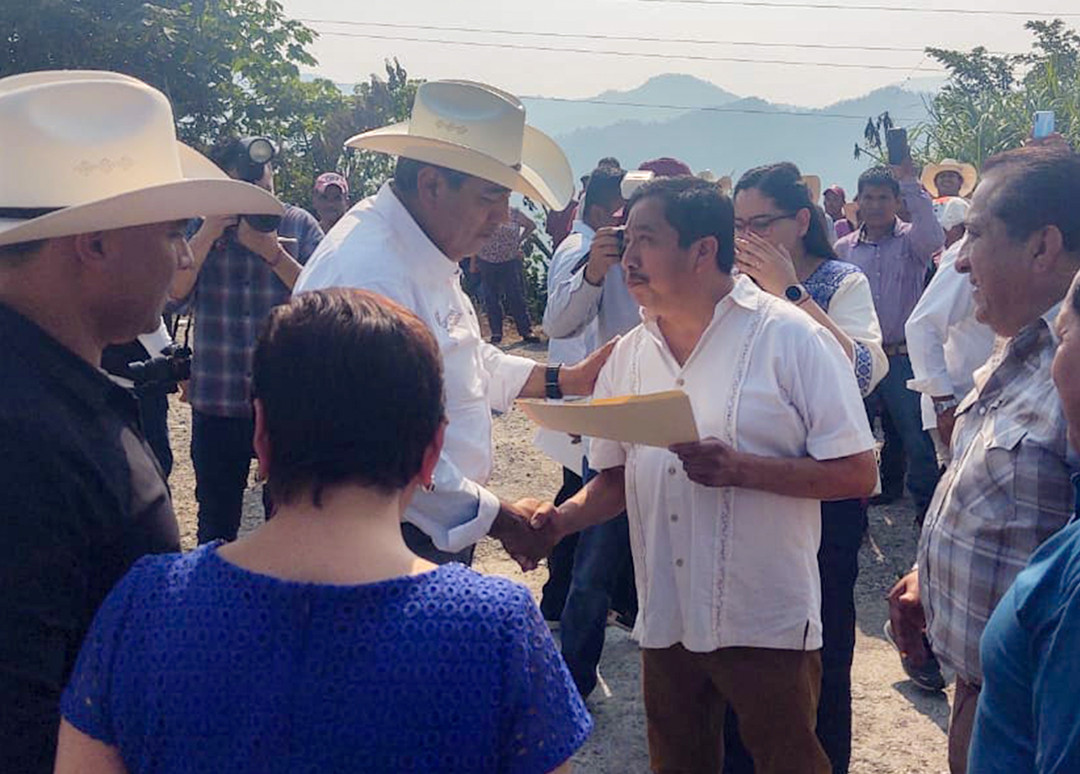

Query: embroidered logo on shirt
left=435, top=308, right=464, bottom=332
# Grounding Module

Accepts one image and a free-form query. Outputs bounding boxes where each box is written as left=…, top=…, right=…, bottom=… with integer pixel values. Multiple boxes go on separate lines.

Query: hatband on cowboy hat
left=344, top=80, right=574, bottom=211
left=921, top=158, right=978, bottom=198
left=0, top=70, right=282, bottom=248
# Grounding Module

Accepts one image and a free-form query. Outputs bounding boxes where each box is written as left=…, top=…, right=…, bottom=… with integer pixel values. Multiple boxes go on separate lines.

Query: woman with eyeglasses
left=55, top=289, right=591, bottom=774
left=723, top=162, right=887, bottom=774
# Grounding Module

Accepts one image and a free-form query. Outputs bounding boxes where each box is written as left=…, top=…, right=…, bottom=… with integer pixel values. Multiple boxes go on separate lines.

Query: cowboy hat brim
left=345, top=122, right=574, bottom=210
left=922, top=162, right=978, bottom=198
left=0, top=176, right=282, bottom=247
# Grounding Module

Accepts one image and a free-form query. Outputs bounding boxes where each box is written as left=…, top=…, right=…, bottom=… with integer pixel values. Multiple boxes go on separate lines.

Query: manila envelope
left=517, top=390, right=699, bottom=448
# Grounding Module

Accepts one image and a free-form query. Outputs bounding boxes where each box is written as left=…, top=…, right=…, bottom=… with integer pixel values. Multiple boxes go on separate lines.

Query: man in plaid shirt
left=169, top=137, right=322, bottom=543
left=888, top=144, right=1080, bottom=774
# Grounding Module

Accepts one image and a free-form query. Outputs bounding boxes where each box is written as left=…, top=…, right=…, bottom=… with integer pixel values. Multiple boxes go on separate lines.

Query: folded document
left=518, top=390, right=699, bottom=448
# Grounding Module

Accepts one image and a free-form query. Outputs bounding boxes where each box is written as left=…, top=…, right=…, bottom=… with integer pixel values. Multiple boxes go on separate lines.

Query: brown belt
left=883, top=342, right=908, bottom=357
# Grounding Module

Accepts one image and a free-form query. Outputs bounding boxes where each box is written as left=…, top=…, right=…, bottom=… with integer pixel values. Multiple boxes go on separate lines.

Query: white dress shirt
left=294, top=183, right=537, bottom=552
left=535, top=220, right=599, bottom=472
left=542, top=228, right=641, bottom=346
left=905, top=239, right=997, bottom=430
left=589, top=276, right=876, bottom=653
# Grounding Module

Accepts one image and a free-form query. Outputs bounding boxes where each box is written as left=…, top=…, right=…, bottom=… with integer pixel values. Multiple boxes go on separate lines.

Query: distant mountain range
left=306, top=71, right=941, bottom=192
left=521, top=74, right=938, bottom=191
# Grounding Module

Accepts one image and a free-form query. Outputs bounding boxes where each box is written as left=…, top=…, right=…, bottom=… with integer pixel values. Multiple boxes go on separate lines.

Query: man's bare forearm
left=736, top=450, right=877, bottom=501
left=556, top=467, right=627, bottom=537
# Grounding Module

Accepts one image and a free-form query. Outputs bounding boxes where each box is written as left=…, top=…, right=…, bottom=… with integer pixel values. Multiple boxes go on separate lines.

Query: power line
left=310, top=29, right=947, bottom=72
left=630, top=0, right=1080, bottom=16
left=499, top=95, right=926, bottom=123
left=299, top=18, right=1009, bottom=55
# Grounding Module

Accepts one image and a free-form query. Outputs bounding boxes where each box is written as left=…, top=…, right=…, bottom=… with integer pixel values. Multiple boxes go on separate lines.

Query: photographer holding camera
left=169, top=135, right=323, bottom=544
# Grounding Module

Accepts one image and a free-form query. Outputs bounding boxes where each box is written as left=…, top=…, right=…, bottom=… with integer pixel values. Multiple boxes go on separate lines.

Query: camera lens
left=247, top=138, right=275, bottom=165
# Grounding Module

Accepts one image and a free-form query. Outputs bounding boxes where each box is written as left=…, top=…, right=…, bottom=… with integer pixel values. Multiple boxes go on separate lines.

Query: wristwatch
left=933, top=396, right=960, bottom=415
left=784, top=284, right=811, bottom=306
left=545, top=365, right=563, bottom=400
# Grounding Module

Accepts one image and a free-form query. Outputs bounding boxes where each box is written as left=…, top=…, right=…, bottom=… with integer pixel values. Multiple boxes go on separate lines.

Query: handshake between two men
left=488, top=436, right=752, bottom=572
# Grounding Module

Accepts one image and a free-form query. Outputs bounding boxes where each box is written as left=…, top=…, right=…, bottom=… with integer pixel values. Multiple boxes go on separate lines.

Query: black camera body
left=127, top=345, right=192, bottom=395
left=234, top=136, right=282, bottom=233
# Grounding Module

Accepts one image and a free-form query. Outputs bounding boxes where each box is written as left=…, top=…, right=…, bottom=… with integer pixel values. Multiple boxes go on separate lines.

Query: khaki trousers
left=642, top=644, right=831, bottom=774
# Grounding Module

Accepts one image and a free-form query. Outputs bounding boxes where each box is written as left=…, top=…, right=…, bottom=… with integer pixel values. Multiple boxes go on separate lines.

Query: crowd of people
left=1, top=67, right=1079, bottom=774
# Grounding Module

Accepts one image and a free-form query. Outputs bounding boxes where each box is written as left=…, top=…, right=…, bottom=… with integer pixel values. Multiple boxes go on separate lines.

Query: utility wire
left=310, top=29, right=947, bottom=72
left=299, top=18, right=1018, bottom=54
left=629, top=0, right=1080, bottom=16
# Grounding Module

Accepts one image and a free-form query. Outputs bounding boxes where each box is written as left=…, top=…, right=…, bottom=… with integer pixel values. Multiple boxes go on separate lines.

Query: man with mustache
left=532, top=176, right=877, bottom=773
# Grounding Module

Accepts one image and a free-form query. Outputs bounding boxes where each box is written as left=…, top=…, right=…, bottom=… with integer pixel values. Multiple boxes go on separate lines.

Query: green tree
left=856, top=21, right=1079, bottom=169
left=307, top=60, right=422, bottom=202
left=1, top=1, right=346, bottom=203
left=922, top=20, right=1078, bottom=166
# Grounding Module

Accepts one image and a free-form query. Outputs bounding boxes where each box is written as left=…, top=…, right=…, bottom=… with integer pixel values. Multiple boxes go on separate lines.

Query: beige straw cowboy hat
left=345, top=80, right=574, bottom=210
left=0, top=70, right=282, bottom=248
left=801, top=175, right=823, bottom=204
left=921, top=159, right=978, bottom=198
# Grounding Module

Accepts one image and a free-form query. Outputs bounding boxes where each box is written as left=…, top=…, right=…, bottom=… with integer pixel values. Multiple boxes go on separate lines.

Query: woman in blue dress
left=724, top=162, right=888, bottom=774
left=55, top=288, right=591, bottom=774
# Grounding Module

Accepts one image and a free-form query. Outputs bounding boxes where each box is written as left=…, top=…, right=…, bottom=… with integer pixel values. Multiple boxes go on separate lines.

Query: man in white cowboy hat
left=0, top=70, right=281, bottom=772
left=922, top=158, right=978, bottom=200
left=294, top=80, right=614, bottom=566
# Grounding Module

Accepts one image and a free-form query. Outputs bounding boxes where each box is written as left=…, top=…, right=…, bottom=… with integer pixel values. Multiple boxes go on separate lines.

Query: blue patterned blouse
left=61, top=545, right=592, bottom=773
left=802, top=259, right=876, bottom=396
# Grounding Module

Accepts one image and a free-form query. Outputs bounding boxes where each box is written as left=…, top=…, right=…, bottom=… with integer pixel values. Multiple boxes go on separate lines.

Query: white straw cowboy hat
left=921, top=159, right=978, bottom=198
left=345, top=80, right=574, bottom=210
left=0, top=70, right=282, bottom=248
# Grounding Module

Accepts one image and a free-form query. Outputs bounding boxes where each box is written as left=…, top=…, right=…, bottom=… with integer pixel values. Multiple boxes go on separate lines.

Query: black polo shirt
left=0, top=303, right=180, bottom=772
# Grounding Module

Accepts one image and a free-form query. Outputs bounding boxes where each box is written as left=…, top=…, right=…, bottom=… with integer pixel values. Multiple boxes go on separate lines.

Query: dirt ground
left=166, top=336, right=950, bottom=774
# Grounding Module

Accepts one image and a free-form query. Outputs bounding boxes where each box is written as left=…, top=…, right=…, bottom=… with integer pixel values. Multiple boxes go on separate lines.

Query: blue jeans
left=868, top=354, right=941, bottom=513
left=559, top=505, right=634, bottom=699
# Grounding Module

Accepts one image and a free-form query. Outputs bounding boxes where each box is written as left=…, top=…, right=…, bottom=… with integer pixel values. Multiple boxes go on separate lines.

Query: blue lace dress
left=61, top=544, right=592, bottom=773
left=802, top=259, right=877, bottom=397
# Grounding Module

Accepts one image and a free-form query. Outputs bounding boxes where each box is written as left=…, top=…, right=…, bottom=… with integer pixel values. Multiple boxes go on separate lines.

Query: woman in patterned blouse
left=724, top=162, right=887, bottom=774
left=55, top=289, right=591, bottom=774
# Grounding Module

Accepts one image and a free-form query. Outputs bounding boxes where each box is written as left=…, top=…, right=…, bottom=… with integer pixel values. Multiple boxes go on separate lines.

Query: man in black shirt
left=0, top=70, right=282, bottom=772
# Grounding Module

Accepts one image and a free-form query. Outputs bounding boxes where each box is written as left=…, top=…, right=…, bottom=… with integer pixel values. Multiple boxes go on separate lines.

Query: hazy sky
left=282, top=0, right=1079, bottom=107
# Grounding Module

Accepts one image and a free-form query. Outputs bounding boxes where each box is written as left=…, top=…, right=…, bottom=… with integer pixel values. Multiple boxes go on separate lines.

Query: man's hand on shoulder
left=558, top=337, right=618, bottom=396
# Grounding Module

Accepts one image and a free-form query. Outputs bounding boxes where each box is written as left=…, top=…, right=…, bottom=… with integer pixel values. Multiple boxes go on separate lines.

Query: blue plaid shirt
left=175, top=205, right=322, bottom=418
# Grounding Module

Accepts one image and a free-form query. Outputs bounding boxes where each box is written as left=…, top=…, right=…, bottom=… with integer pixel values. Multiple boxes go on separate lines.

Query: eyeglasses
left=734, top=212, right=797, bottom=234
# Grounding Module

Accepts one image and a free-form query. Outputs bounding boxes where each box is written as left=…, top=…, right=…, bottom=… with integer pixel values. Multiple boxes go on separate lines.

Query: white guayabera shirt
left=295, top=183, right=537, bottom=552
left=589, top=275, right=875, bottom=653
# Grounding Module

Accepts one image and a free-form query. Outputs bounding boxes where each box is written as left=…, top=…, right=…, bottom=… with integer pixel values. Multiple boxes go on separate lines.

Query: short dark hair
left=252, top=289, right=445, bottom=507
left=857, top=166, right=900, bottom=198
left=735, top=162, right=838, bottom=261
left=980, top=146, right=1080, bottom=252
left=208, top=136, right=245, bottom=173
left=1071, top=274, right=1080, bottom=317
left=393, top=156, right=469, bottom=194
left=626, top=175, right=736, bottom=272
left=597, top=156, right=621, bottom=170
left=582, top=166, right=625, bottom=214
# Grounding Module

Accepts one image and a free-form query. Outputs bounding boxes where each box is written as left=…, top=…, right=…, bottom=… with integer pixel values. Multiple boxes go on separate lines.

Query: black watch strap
left=545, top=365, right=563, bottom=400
